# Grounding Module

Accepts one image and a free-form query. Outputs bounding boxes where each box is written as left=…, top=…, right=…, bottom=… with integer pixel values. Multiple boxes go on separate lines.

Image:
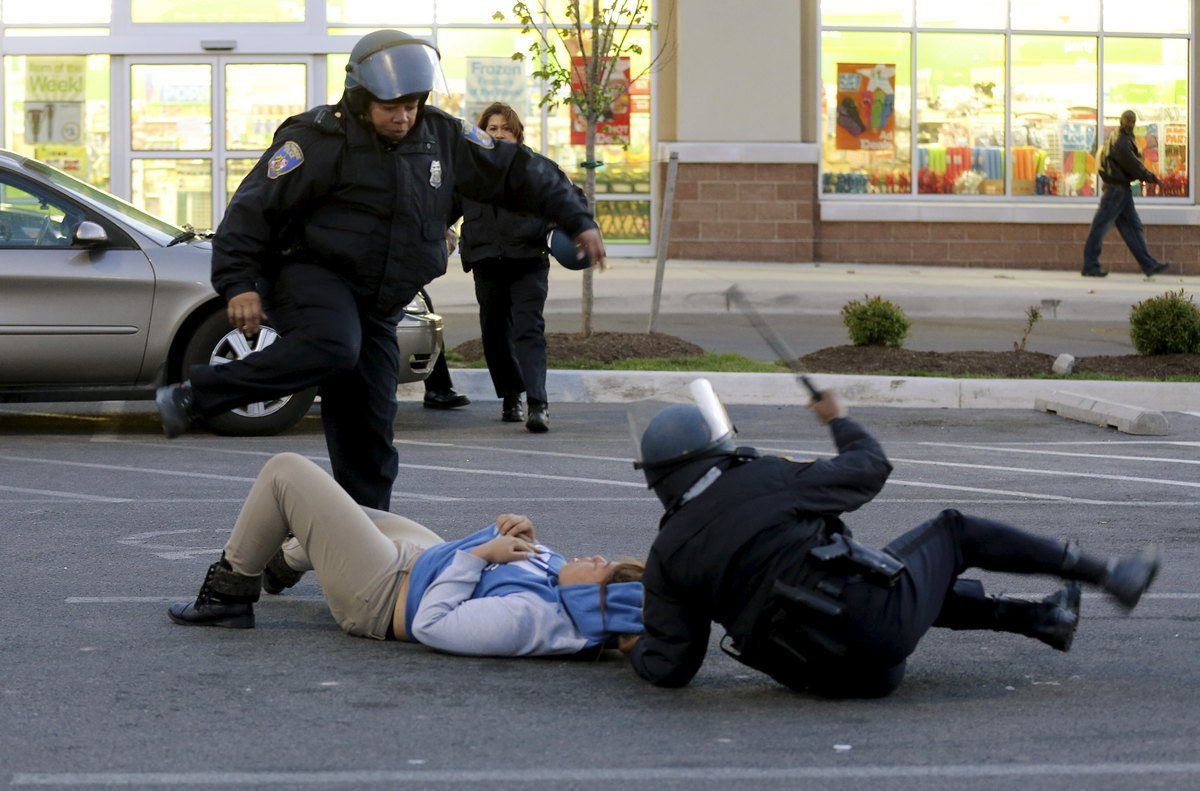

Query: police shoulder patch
left=461, top=119, right=494, bottom=149
left=267, top=141, right=304, bottom=179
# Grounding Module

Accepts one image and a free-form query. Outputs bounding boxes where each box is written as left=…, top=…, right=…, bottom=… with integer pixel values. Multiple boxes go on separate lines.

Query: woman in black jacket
left=454, top=102, right=561, bottom=432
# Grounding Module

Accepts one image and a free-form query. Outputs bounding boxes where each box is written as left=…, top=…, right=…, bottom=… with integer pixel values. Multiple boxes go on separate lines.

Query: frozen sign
left=465, top=58, right=528, bottom=122
left=24, top=57, right=86, bottom=145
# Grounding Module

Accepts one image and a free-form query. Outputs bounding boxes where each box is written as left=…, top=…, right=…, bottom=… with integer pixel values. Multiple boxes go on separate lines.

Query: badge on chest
left=430, top=160, right=442, bottom=188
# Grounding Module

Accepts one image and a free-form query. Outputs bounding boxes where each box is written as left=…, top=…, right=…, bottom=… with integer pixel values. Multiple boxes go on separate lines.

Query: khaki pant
left=222, top=452, right=444, bottom=639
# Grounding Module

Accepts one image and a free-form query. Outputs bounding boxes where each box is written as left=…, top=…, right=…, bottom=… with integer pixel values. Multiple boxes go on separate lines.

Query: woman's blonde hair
left=477, top=102, right=525, bottom=145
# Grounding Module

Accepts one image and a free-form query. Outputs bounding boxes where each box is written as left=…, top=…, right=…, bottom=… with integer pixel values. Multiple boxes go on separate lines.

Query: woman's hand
left=496, top=513, right=536, bottom=543
left=470, top=535, right=537, bottom=565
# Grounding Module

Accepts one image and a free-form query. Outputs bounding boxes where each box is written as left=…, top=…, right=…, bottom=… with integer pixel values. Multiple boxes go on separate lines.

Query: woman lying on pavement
left=168, top=452, right=644, bottom=657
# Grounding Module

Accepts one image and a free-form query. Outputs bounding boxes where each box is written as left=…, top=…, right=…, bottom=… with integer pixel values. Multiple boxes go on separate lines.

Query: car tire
left=180, top=311, right=317, bottom=437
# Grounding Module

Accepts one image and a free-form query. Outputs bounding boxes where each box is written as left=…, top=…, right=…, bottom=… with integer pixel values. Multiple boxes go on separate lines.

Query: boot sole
left=167, top=605, right=255, bottom=629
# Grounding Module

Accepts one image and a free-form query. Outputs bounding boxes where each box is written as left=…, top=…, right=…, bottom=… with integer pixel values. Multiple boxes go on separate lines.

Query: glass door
left=124, top=56, right=313, bottom=230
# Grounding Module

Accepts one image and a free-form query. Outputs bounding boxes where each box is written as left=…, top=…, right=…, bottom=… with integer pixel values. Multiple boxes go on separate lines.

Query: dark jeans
left=471, top=256, right=550, bottom=403
left=1083, top=185, right=1161, bottom=273
left=189, top=263, right=400, bottom=509
left=420, top=288, right=454, bottom=392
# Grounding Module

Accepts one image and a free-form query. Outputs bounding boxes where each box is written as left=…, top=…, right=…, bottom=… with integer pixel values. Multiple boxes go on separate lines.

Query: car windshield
left=22, top=158, right=185, bottom=246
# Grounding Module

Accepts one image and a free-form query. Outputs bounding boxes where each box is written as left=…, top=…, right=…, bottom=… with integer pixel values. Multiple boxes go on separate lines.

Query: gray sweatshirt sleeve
left=410, top=551, right=590, bottom=657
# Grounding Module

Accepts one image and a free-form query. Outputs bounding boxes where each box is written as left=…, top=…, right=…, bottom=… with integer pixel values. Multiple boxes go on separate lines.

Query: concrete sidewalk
left=408, top=259, right=1199, bottom=415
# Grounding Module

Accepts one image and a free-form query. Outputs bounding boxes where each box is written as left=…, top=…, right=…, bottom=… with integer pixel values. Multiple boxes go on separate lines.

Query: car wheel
left=181, top=311, right=317, bottom=437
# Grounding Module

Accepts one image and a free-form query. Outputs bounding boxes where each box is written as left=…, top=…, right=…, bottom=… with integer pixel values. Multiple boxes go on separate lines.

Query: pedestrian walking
left=624, top=379, right=1161, bottom=697
left=155, top=30, right=604, bottom=509
left=1082, top=109, right=1169, bottom=278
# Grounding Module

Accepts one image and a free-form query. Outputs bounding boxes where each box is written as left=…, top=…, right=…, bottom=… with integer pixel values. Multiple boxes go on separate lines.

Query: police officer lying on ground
left=623, top=380, right=1160, bottom=698
left=156, top=29, right=604, bottom=510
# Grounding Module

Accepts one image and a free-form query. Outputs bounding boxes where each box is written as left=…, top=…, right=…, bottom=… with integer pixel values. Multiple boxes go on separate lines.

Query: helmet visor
left=628, top=378, right=735, bottom=466
left=349, top=39, right=448, bottom=101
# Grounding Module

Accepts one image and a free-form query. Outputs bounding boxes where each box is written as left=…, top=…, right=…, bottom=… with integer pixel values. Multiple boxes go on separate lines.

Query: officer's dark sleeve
left=629, top=557, right=711, bottom=687
left=211, top=126, right=341, bottom=301
left=451, top=137, right=598, bottom=239
left=790, top=416, right=893, bottom=514
left=1110, top=135, right=1160, bottom=184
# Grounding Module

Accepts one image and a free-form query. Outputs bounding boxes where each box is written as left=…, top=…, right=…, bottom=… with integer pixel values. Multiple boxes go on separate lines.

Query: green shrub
left=1129, top=289, right=1200, bottom=355
left=841, top=294, right=911, bottom=347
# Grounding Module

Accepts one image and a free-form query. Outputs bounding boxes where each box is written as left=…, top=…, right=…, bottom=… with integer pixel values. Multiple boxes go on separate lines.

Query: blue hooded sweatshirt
left=404, top=525, right=643, bottom=656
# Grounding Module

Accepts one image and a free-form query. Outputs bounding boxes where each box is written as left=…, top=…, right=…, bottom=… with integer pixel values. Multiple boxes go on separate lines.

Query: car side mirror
left=74, top=220, right=108, bottom=246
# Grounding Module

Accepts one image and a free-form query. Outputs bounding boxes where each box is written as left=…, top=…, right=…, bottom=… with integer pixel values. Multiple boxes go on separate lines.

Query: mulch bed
left=452, top=332, right=1200, bottom=380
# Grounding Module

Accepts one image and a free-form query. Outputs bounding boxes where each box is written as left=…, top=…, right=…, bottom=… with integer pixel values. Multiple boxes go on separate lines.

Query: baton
left=723, top=284, right=822, bottom=401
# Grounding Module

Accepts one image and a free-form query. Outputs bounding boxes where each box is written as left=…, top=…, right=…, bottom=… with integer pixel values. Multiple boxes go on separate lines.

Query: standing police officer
left=156, top=30, right=604, bottom=509
left=625, top=380, right=1160, bottom=697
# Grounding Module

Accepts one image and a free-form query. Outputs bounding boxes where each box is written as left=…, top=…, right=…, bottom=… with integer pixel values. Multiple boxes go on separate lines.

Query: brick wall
left=664, top=161, right=1199, bottom=275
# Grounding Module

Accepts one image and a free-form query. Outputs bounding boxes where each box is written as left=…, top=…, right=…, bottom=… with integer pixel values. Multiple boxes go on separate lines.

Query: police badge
left=430, top=160, right=443, bottom=188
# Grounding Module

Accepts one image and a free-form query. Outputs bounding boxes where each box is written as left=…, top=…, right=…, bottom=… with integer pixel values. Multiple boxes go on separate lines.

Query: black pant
left=189, top=263, right=400, bottom=509
left=754, top=509, right=1072, bottom=698
left=470, top=257, right=549, bottom=403
left=420, top=288, right=454, bottom=392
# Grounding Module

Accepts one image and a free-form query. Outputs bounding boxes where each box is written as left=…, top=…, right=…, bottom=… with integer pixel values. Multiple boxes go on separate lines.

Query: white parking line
left=0, top=484, right=129, bottom=502
left=0, top=454, right=256, bottom=483
left=920, top=442, right=1200, bottom=465
left=12, top=762, right=1200, bottom=785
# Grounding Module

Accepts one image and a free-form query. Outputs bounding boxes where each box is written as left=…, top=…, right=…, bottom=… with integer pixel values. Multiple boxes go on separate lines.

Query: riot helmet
left=344, top=30, right=445, bottom=101
left=631, top=379, right=738, bottom=509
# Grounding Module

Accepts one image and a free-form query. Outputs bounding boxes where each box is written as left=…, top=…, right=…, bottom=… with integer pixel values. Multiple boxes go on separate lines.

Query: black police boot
left=1102, top=546, right=1161, bottom=611
left=155, top=380, right=197, bottom=439
left=423, top=388, right=471, bottom=410
left=993, top=582, right=1082, bottom=652
left=526, top=400, right=550, bottom=433
left=501, top=394, right=525, bottom=423
left=168, top=554, right=261, bottom=628
left=262, top=548, right=305, bottom=595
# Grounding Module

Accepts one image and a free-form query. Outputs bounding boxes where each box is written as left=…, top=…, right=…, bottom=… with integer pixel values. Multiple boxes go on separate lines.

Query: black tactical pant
left=750, top=509, right=1072, bottom=698
left=471, top=256, right=549, bottom=404
left=190, top=263, right=400, bottom=509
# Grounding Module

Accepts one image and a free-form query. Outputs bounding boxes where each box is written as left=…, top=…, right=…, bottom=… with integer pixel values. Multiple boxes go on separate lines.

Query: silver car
left=0, top=149, right=442, bottom=436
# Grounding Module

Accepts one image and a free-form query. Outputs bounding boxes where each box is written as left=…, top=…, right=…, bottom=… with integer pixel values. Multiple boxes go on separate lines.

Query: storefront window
left=1, top=0, right=109, bottom=23
left=326, top=1, right=434, bottom=25
left=1103, top=0, right=1188, bottom=35
left=225, top=64, right=307, bottom=151
left=916, top=34, right=1004, bottom=194
left=130, top=64, right=212, bottom=151
left=820, top=0, right=913, bottom=28
left=820, top=31, right=911, bottom=194
left=435, top=28, right=541, bottom=128
left=1103, top=37, right=1188, bottom=196
left=3, top=55, right=112, bottom=191
left=1010, top=0, right=1098, bottom=31
left=131, top=158, right=212, bottom=229
left=131, top=0, right=303, bottom=23
left=915, top=0, right=1004, bottom=29
left=1011, top=35, right=1097, bottom=197
left=225, top=158, right=257, bottom=202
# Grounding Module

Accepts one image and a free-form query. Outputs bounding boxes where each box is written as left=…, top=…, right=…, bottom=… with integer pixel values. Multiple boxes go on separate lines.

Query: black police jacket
left=1098, top=128, right=1159, bottom=187
left=212, top=98, right=597, bottom=316
left=455, top=192, right=554, bottom=271
left=629, top=417, right=893, bottom=688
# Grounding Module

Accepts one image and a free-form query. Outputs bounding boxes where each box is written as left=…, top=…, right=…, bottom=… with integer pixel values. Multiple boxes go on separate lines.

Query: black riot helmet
left=632, top=379, right=739, bottom=509
left=345, top=30, right=443, bottom=101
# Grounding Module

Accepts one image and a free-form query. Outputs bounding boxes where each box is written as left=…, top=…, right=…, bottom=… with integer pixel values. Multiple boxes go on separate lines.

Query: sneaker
left=502, top=395, right=525, bottom=423
left=1080, top=269, right=1108, bottom=278
left=423, top=389, right=471, bottom=410
left=1143, top=262, right=1169, bottom=277
left=526, top=401, right=550, bottom=433
left=155, top=381, right=196, bottom=439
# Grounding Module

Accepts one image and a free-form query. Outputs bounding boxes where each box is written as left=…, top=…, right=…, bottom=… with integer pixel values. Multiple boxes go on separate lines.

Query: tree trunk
left=582, top=124, right=596, bottom=338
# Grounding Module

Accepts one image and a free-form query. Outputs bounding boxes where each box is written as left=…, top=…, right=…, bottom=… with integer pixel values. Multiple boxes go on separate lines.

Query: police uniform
left=631, top=416, right=1142, bottom=698
left=192, top=98, right=597, bottom=508
left=454, top=196, right=553, bottom=408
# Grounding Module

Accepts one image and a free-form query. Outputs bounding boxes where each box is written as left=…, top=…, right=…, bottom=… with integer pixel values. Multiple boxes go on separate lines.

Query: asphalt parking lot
left=2, top=400, right=1198, bottom=789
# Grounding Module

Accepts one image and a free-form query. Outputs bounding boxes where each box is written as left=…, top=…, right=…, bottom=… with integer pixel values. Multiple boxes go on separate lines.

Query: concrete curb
left=1035, top=392, right=1170, bottom=435
left=401, top=369, right=1200, bottom=412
